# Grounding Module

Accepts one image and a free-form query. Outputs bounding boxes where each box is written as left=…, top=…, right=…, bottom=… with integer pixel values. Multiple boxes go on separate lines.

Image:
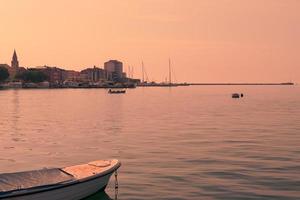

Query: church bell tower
left=11, top=49, right=19, bottom=68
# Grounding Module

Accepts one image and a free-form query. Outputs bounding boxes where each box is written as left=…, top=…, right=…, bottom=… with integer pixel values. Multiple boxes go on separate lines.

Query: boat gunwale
left=0, top=161, right=121, bottom=199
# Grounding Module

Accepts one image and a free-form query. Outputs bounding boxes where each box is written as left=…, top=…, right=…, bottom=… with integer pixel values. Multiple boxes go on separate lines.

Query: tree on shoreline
left=16, top=70, right=48, bottom=83
left=0, top=67, right=9, bottom=82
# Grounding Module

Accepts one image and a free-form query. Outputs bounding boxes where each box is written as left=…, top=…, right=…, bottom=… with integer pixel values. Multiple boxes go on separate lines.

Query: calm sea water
left=0, top=86, right=299, bottom=200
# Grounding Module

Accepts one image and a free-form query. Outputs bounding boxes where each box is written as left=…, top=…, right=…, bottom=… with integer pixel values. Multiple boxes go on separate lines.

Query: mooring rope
left=115, top=170, right=119, bottom=200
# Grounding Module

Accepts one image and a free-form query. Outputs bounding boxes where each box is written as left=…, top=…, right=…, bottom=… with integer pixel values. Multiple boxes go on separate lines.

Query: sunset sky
left=0, top=0, right=299, bottom=82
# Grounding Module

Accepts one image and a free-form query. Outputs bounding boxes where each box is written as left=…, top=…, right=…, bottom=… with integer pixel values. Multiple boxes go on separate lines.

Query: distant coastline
left=136, top=82, right=294, bottom=87
left=189, top=82, right=294, bottom=86
left=0, top=82, right=295, bottom=90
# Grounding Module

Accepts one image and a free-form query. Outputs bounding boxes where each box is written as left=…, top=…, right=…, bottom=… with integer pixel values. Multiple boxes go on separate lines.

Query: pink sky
left=0, top=0, right=299, bottom=82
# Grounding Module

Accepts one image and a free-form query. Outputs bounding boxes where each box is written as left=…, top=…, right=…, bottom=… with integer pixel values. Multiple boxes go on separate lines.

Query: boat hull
left=2, top=172, right=113, bottom=200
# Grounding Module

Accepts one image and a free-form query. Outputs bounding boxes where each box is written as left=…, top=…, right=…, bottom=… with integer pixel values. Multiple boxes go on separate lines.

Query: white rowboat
left=0, top=159, right=121, bottom=200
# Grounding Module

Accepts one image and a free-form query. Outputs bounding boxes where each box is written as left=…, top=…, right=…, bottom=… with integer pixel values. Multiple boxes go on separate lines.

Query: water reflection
left=12, top=90, right=20, bottom=135
left=84, top=191, right=113, bottom=200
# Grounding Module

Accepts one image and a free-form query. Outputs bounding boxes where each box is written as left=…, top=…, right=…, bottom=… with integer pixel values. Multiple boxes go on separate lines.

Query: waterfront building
left=64, top=70, right=80, bottom=81
left=80, top=66, right=106, bottom=82
left=36, top=66, right=65, bottom=86
left=79, top=71, right=89, bottom=82
left=104, top=60, right=124, bottom=81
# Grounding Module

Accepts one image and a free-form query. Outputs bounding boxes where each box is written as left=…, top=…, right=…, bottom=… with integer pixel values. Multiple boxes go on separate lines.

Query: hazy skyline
left=0, top=0, right=299, bottom=82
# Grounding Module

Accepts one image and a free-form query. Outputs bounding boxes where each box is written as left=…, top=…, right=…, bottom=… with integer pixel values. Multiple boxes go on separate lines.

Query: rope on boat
left=115, top=170, right=119, bottom=200
left=115, top=170, right=119, bottom=189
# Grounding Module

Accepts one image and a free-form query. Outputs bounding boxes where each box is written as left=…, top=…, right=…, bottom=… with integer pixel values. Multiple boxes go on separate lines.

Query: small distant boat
left=232, top=93, right=244, bottom=98
left=0, top=159, right=121, bottom=200
left=232, top=93, right=240, bottom=98
left=108, top=89, right=126, bottom=94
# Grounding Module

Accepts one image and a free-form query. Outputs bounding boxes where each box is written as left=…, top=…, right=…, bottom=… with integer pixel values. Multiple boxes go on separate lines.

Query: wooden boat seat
left=62, top=160, right=113, bottom=180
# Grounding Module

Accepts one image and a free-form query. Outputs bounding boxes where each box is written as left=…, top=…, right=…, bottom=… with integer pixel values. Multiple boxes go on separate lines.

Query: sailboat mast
left=169, top=58, right=172, bottom=85
left=142, top=61, right=145, bottom=83
left=127, top=66, right=130, bottom=78
left=132, top=67, right=134, bottom=79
